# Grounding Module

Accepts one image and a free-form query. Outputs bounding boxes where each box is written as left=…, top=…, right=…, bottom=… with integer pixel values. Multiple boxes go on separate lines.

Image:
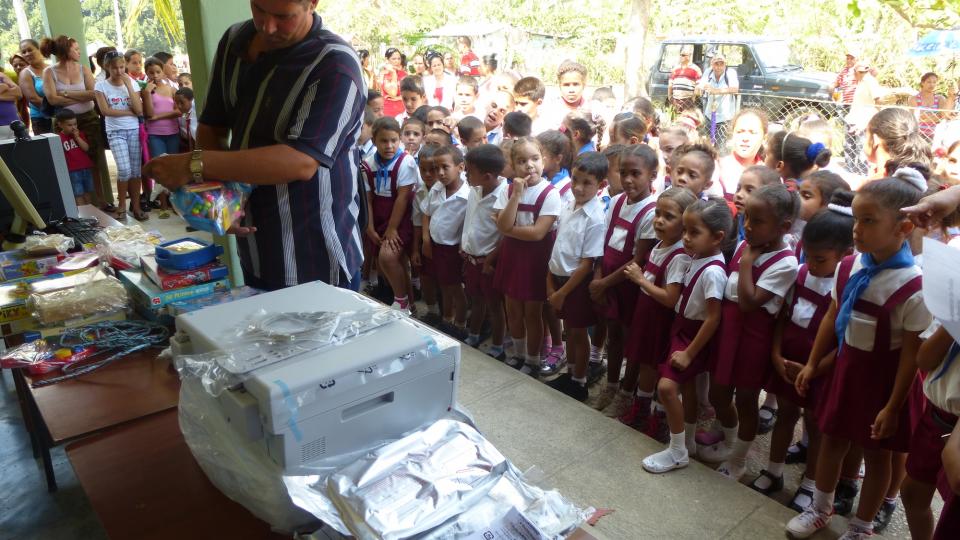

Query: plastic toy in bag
left=171, top=182, right=252, bottom=235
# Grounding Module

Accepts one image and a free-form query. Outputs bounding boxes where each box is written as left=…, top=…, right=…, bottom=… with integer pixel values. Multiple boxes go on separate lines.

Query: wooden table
left=15, top=350, right=180, bottom=491
left=65, top=409, right=287, bottom=540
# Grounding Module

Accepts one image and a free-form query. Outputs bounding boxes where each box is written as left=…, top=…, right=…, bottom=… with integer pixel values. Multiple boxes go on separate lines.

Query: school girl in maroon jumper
left=701, top=184, right=800, bottom=482
left=495, top=137, right=562, bottom=376
left=751, top=192, right=854, bottom=511
left=364, top=117, right=420, bottom=312
left=788, top=175, right=931, bottom=539
left=545, top=152, right=608, bottom=402
left=590, top=144, right=659, bottom=412
left=642, top=197, right=731, bottom=474
left=902, top=326, right=960, bottom=539
left=618, top=188, right=696, bottom=423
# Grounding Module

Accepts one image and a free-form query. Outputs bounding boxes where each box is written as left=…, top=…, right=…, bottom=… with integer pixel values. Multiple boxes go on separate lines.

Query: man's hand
left=142, top=153, right=192, bottom=191
left=226, top=223, right=257, bottom=237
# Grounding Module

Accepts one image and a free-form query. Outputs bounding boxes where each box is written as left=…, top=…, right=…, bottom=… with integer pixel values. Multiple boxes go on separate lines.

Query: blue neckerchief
left=578, top=142, right=596, bottom=155
left=737, top=213, right=745, bottom=242
left=550, top=168, right=570, bottom=185
left=798, top=246, right=806, bottom=264
left=932, top=341, right=960, bottom=382
left=835, top=242, right=914, bottom=349
left=601, top=193, right=612, bottom=212
left=374, top=151, right=403, bottom=193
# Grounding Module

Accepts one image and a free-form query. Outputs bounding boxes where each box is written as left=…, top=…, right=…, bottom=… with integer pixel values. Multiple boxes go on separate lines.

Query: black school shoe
left=872, top=499, right=896, bottom=533
left=586, top=361, right=606, bottom=386
left=833, top=478, right=859, bottom=516
left=785, top=442, right=808, bottom=464
left=547, top=373, right=587, bottom=402
left=748, top=470, right=784, bottom=495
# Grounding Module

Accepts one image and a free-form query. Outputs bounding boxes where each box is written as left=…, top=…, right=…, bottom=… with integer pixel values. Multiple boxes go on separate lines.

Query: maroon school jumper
left=493, top=183, right=556, bottom=302
left=363, top=152, right=414, bottom=255
left=764, top=265, right=833, bottom=410
left=712, top=244, right=795, bottom=390
left=659, top=258, right=725, bottom=385
left=598, top=196, right=656, bottom=324
left=625, top=243, right=687, bottom=368
left=818, top=255, right=923, bottom=452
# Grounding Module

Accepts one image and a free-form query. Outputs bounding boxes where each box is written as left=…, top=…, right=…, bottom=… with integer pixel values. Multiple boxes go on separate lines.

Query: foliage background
left=2, top=0, right=958, bottom=94
left=1, top=0, right=184, bottom=65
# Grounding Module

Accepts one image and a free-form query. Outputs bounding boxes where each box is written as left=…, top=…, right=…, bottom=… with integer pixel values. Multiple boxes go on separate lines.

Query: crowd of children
left=356, top=57, right=960, bottom=539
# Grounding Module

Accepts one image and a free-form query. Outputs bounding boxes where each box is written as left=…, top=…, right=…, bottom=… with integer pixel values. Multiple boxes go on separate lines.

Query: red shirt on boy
left=59, top=132, right=94, bottom=172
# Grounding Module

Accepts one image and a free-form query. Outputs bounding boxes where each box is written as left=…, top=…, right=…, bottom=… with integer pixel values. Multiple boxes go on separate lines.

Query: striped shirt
left=201, top=14, right=366, bottom=290
left=835, top=66, right=858, bottom=104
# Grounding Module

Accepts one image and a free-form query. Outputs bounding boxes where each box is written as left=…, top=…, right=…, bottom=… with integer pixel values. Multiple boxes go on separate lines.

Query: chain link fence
left=656, top=91, right=956, bottom=175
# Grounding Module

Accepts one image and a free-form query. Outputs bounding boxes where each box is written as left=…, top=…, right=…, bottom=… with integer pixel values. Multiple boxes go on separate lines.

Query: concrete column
left=39, top=0, right=86, bottom=58
left=180, top=0, right=252, bottom=288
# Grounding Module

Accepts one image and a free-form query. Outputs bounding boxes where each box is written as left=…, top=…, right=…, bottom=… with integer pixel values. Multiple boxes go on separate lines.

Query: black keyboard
left=49, top=217, right=102, bottom=248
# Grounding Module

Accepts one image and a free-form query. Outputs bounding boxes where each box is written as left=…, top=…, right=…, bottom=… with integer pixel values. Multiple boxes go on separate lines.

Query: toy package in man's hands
left=171, top=182, right=252, bottom=235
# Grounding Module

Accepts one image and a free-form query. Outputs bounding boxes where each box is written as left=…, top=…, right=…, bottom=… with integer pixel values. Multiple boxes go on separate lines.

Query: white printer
left=172, top=281, right=460, bottom=474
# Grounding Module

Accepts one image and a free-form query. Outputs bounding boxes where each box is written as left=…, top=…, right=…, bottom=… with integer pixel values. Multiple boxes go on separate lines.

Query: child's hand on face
left=512, top=176, right=527, bottom=196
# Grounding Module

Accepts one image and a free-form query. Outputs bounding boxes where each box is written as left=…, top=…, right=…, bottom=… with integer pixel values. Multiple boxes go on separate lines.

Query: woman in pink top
left=141, top=57, right=181, bottom=158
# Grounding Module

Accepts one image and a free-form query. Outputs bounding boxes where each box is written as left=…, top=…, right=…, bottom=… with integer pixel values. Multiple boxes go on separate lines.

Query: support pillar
left=39, top=0, right=87, bottom=59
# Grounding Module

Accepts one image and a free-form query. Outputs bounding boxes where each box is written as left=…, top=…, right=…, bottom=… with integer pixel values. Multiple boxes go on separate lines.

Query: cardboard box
left=0, top=250, right=65, bottom=281
left=141, top=255, right=229, bottom=291
left=0, top=270, right=90, bottom=330
left=22, top=311, right=127, bottom=341
left=118, top=270, right=230, bottom=308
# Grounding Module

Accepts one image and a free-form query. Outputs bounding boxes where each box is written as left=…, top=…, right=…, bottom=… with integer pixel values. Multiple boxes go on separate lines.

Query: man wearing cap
left=844, top=61, right=884, bottom=176
left=832, top=50, right=859, bottom=105
left=698, top=53, right=739, bottom=151
left=668, top=47, right=701, bottom=114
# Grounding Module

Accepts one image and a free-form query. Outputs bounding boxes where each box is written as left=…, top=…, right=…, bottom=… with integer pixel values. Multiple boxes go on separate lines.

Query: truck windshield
left=754, top=41, right=796, bottom=70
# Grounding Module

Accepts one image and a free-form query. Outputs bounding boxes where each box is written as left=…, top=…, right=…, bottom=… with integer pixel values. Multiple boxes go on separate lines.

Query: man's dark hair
left=175, top=87, right=194, bottom=100
left=465, top=144, right=506, bottom=176
left=152, top=51, right=174, bottom=64
left=457, top=116, right=484, bottom=142
left=503, top=112, right=532, bottom=138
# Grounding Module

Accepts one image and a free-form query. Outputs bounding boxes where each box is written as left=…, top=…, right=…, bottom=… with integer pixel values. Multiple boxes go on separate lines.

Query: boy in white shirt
left=462, top=144, right=509, bottom=357
left=424, top=145, right=471, bottom=336
left=546, top=152, right=608, bottom=401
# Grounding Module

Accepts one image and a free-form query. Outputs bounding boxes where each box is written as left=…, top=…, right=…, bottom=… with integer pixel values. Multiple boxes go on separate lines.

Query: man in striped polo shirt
left=144, top=0, right=366, bottom=291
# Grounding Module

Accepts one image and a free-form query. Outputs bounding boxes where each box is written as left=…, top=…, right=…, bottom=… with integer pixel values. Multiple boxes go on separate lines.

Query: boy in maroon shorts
left=462, top=144, right=508, bottom=358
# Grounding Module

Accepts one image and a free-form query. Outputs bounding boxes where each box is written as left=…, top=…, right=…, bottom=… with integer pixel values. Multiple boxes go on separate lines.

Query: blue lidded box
left=155, top=238, right=224, bottom=271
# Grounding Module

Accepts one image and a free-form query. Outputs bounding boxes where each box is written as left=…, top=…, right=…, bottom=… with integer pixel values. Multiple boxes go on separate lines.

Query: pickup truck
left=646, top=36, right=836, bottom=125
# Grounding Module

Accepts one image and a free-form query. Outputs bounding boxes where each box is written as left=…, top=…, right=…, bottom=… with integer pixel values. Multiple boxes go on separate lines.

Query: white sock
left=849, top=517, right=873, bottom=532
left=428, top=303, right=440, bottom=315
left=684, top=423, right=697, bottom=450
left=762, top=393, right=778, bottom=409
left=767, top=460, right=784, bottom=478
left=370, top=272, right=379, bottom=285
left=606, top=381, right=618, bottom=390
left=525, top=353, right=540, bottom=367
left=636, top=389, right=653, bottom=399
left=507, top=339, right=522, bottom=358
left=812, top=488, right=834, bottom=513
left=730, top=439, right=752, bottom=469
left=801, top=476, right=816, bottom=491
left=722, top=425, right=739, bottom=449
left=654, top=400, right=665, bottom=413
left=589, top=345, right=602, bottom=363
left=572, top=374, right=587, bottom=384
left=669, top=431, right=686, bottom=457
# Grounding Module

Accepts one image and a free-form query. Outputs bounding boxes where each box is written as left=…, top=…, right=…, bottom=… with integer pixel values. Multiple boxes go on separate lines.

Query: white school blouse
left=677, top=253, right=728, bottom=321
left=493, top=180, right=561, bottom=227
left=788, top=271, right=836, bottom=329
left=723, top=241, right=798, bottom=316
left=365, top=153, right=420, bottom=197
left=641, top=240, right=691, bottom=293
left=604, top=192, right=657, bottom=252
left=831, top=255, right=931, bottom=352
left=548, top=197, right=606, bottom=276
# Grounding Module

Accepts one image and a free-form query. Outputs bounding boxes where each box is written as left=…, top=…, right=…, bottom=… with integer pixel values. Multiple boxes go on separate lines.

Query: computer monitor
left=0, top=133, right=78, bottom=237
left=0, top=154, right=45, bottom=250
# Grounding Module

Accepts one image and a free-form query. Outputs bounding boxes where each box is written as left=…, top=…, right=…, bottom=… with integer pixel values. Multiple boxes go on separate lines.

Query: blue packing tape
left=421, top=335, right=440, bottom=357
left=272, top=379, right=304, bottom=443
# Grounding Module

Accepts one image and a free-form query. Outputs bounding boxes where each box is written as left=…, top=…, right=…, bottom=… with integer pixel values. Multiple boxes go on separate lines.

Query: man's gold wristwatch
left=189, top=149, right=203, bottom=183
